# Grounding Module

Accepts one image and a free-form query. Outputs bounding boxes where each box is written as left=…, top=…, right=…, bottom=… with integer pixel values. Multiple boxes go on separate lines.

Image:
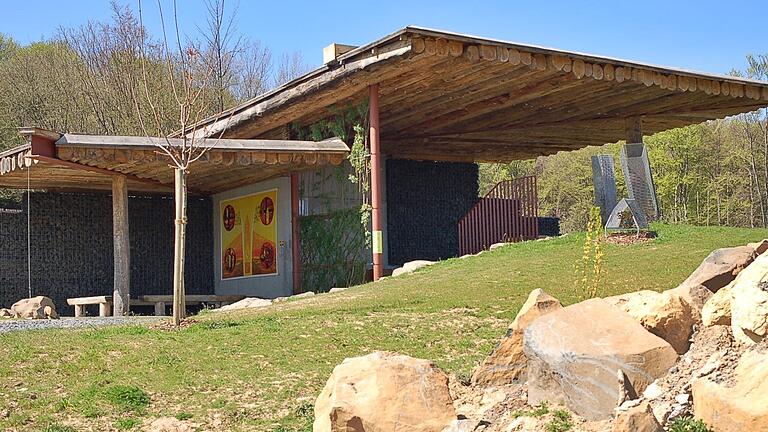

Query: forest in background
left=1, top=2, right=766, bottom=234
left=479, top=55, right=768, bottom=232
left=0, top=1, right=308, bottom=151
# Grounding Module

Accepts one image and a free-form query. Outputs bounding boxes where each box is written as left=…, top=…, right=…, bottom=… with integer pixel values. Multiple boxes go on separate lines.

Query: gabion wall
left=386, top=159, right=479, bottom=266
left=0, top=192, right=214, bottom=315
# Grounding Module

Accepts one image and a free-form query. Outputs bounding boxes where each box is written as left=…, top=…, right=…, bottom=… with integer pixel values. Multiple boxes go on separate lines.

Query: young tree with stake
left=134, top=0, right=233, bottom=326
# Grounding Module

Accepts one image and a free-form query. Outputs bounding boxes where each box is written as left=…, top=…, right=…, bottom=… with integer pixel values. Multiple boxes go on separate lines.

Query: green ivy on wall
left=299, top=208, right=367, bottom=292
left=292, top=101, right=371, bottom=292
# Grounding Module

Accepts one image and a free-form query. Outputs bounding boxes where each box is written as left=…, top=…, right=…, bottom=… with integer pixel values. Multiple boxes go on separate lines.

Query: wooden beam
left=626, top=117, right=643, bottom=143
left=291, top=172, right=302, bottom=294
left=370, top=84, right=383, bottom=281
left=112, top=175, right=130, bottom=316
left=32, top=155, right=174, bottom=191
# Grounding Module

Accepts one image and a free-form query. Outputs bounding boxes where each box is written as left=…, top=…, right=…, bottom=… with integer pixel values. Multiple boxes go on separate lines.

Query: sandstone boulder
left=730, top=253, right=768, bottom=345
left=748, top=239, right=768, bottom=255
left=471, top=289, right=562, bottom=386
left=391, top=260, right=435, bottom=277
left=10, top=296, right=59, bottom=319
left=679, top=246, right=756, bottom=293
left=440, top=419, right=478, bottom=432
left=314, top=351, right=456, bottom=432
left=692, top=349, right=768, bottom=431
left=489, top=242, right=508, bottom=251
left=217, top=297, right=272, bottom=312
left=273, top=291, right=315, bottom=303
left=702, top=282, right=733, bottom=327
left=667, top=284, right=712, bottom=317
left=606, top=290, right=696, bottom=354
left=524, top=298, right=678, bottom=420
left=613, top=400, right=663, bottom=432
left=0, top=308, right=12, bottom=318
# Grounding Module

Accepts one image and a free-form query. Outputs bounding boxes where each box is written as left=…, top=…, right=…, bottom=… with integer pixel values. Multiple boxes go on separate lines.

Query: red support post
left=290, top=172, right=302, bottom=293
left=369, top=84, right=383, bottom=281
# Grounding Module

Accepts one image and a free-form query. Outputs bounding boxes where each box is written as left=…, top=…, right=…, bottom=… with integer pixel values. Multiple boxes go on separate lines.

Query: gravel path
left=0, top=316, right=164, bottom=333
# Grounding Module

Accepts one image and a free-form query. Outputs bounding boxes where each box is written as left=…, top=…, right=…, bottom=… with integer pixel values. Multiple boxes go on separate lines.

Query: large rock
left=702, top=282, right=733, bottom=327
left=0, top=308, right=12, bottom=318
left=314, top=351, right=456, bottom=432
left=391, top=260, right=435, bottom=277
left=217, top=297, right=272, bottom=312
left=10, top=296, right=59, bottom=319
left=606, top=290, right=696, bottom=354
left=679, top=246, right=756, bottom=293
left=730, top=253, right=768, bottom=345
left=692, top=349, right=768, bottom=431
left=613, top=400, right=663, bottom=432
left=471, top=289, right=562, bottom=386
left=523, top=298, right=678, bottom=420
left=667, top=284, right=712, bottom=317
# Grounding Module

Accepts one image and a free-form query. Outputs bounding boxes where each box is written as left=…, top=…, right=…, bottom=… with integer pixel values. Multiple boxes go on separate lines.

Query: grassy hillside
left=1, top=224, right=765, bottom=432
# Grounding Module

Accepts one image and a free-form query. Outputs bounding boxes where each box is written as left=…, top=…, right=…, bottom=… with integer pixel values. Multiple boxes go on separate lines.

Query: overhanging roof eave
left=56, top=134, right=349, bottom=153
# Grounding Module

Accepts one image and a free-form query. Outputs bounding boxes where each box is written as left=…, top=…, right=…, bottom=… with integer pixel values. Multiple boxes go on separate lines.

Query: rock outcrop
left=216, top=297, right=272, bottom=312
left=678, top=246, right=756, bottom=293
left=314, top=351, right=456, bottom=432
left=10, top=296, right=59, bottom=319
left=692, top=349, right=768, bottom=431
left=606, top=290, right=696, bottom=354
left=471, top=289, right=562, bottom=386
left=0, top=308, right=12, bottom=318
left=702, top=282, right=733, bottom=327
left=729, top=253, right=768, bottom=344
left=613, top=400, right=663, bottom=432
left=524, top=298, right=678, bottom=420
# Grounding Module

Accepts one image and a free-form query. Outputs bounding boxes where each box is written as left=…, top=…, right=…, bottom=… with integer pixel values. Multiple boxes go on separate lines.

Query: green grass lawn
left=1, top=224, right=765, bottom=432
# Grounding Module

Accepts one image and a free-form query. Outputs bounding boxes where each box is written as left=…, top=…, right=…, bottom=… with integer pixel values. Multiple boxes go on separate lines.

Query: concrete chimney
left=323, top=43, right=358, bottom=64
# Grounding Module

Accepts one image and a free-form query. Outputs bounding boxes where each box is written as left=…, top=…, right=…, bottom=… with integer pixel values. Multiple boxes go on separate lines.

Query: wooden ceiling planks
left=188, top=27, right=768, bottom=164
left=0, top=132, right=349, bottom=194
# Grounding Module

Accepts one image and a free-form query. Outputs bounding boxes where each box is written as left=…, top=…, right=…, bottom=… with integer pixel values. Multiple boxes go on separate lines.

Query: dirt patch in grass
left=605, top=231, right=657, bottom=245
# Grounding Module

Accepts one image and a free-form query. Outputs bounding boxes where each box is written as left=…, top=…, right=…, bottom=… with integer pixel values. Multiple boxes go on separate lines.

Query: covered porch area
left=189, top=26, right=768, bottom=280
left=0, top=128, right=348, bottom=315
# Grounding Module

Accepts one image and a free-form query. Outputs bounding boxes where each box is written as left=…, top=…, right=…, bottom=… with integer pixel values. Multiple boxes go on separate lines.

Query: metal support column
left=369, top=84, right=383, bottom=280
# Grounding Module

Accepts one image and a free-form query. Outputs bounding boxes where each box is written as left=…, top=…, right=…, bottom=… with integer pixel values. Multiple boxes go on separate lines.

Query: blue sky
left=2, top=0, right=766, bottom=77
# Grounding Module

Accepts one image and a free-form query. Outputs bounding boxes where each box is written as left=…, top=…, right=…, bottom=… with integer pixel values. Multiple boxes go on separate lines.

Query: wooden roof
left=0, top=130, right=348, bottom=194
left=189, top=26, right=768, bottom=162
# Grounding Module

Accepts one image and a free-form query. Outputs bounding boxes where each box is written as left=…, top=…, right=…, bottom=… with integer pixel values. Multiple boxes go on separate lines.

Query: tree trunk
left=172, top=168, right=188, bottom=326
left=112, top=175, right=130, bottom=316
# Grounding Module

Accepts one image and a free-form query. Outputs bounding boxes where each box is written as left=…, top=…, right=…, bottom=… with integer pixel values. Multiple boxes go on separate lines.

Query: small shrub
left=512, top=401, right=550, bottom=419
left=546, top=409, right=573, bottom=432
left=115, top=417, right=140, bottom=430
left=103, top=385, right=150, bottom=413
left=669, top=416, right=711, bottom=432
left=575, top=206, right=605, bottom=299
left=175, top=412, right=193, bottom=421
left=531, top=402, right=550, bottom=417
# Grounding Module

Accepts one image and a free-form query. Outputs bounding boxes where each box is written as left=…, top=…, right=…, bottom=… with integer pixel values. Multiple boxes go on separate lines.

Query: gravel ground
left=0, top=316, right=164, bottom=333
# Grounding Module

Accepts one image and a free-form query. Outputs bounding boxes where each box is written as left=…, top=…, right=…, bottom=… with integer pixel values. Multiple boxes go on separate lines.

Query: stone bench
left=66, top=295, right=245, bottom=317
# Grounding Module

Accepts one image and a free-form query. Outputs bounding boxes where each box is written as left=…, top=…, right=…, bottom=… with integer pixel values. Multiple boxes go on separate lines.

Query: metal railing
left=458, top=176, right=538, bottom=255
